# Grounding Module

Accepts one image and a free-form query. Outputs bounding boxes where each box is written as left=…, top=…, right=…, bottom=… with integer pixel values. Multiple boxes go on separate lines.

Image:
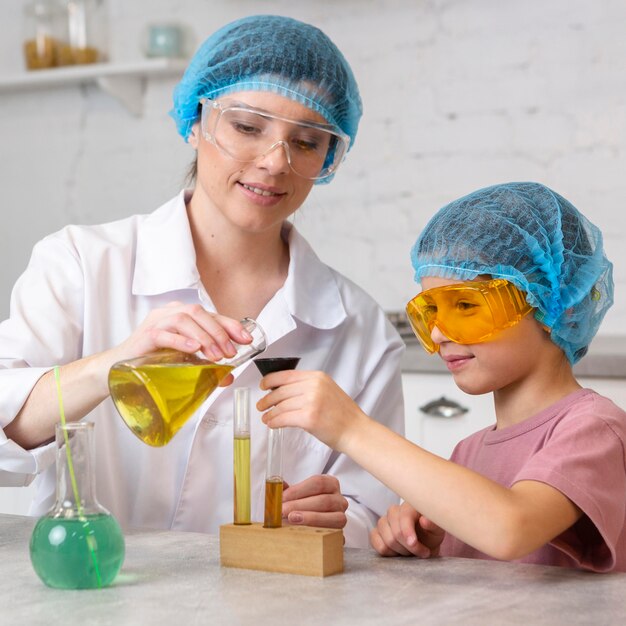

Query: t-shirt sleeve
left=514, top=397, right=626, bottom=572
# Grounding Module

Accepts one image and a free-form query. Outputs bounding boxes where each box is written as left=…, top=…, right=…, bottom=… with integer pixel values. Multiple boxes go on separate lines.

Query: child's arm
left=258, top=370, right=583, bottom=561
left=370, top=502, right=445, bottom=557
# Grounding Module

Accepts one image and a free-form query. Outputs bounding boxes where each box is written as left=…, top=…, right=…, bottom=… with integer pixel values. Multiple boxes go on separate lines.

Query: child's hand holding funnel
left=254, top=358, right=300, bottom=528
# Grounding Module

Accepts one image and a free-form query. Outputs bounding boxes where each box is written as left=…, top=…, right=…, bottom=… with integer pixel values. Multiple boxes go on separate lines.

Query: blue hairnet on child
left=410, top=182, right=614, bottom=364
left=170, top=14, right=362, bottom=177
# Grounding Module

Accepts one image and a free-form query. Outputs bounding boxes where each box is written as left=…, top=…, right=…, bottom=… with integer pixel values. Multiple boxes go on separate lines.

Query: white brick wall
left=1, top=0, right=624, bottom=334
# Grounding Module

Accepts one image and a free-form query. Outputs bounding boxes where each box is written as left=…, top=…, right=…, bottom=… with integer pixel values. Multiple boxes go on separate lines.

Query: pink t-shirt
left=440, top=388, right=626, bottom=572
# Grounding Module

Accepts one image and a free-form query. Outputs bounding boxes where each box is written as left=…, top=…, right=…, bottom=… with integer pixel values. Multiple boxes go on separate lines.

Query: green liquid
left=30, top=514, right=125, bottom=589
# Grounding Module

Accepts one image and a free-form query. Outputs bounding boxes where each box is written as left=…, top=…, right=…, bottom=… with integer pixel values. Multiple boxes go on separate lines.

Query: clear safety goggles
left=200, top=99, right=350, bottom=181
left=405, top=279, right=534, bottom=354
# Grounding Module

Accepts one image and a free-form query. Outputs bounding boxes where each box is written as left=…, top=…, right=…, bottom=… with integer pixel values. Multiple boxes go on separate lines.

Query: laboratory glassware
left=30, top=422, right=125, bottom=589
left=58, top=0, right=107, bottom=65
left=233, top=387, right=251, bottom=525
left=108, top=318, right=267, bottom=447
left=254, top=357, right=300, bottom=528
left=22, top=0, right=66, bottom=69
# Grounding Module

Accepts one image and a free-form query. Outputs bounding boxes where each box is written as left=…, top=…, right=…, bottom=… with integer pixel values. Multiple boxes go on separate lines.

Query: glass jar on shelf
left=57, top=0, right=108, bottom=66
left=22, top=0, right=67, bottom=70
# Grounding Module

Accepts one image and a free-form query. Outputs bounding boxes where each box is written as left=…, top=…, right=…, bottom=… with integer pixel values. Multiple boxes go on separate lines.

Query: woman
left=0, top=15, right=405, bottom=548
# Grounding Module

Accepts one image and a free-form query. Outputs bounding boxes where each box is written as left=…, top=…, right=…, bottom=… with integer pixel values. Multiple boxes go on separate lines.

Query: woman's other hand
left=114, top=301, right=252, bottom=364
left=370, top=503, right=445, bottom=558
left=281, top=476, right=348, bottom=529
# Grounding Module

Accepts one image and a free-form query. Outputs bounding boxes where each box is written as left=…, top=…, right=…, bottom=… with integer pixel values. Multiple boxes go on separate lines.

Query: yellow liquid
left=263, top=478, right=283, bottom=528
left=233, top=436, right=251, bottom=525
left=108, top=356, right=233, bottom=447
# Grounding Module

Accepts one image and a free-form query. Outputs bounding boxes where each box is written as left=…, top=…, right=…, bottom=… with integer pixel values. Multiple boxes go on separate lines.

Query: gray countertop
left=400, top=334, right=626, bottom=378
left=2, top=514, right=625, bottom=625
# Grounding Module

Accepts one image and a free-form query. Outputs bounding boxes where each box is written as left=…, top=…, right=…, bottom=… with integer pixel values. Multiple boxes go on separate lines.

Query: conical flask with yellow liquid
left=108, top=318, right=267, bottom=447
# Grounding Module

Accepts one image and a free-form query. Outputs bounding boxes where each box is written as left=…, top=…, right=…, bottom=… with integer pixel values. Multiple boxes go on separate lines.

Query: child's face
left=419, top=276, right=554, bottom=395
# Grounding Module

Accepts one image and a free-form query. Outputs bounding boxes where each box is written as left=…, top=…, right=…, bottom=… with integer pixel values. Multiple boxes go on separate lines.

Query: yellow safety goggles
left=405, top=279, right=534, bottom=354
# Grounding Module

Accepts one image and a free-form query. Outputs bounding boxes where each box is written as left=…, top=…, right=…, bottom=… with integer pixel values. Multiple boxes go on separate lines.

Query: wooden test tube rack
left=219, top=523, right=344, bottom=577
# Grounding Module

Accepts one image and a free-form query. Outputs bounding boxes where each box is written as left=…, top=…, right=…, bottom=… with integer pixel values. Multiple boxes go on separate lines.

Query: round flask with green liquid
left=30, top=422, right=125, bottom=589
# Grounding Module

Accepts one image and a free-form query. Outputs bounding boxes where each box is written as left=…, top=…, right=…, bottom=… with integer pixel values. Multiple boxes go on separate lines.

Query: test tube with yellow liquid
left=233, top=387, right=251, bottom=525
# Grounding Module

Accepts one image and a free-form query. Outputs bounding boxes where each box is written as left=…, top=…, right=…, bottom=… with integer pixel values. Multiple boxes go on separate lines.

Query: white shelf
left=0, top=58, right=188, bottom=115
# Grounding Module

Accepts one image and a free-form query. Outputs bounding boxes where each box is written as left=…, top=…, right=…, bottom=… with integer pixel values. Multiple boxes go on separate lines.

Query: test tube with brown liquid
left=233, top=388, right=251, bottom=525
left=254, top=358, right=300, bottom=529
left=264, top=427, right=284, bottom=528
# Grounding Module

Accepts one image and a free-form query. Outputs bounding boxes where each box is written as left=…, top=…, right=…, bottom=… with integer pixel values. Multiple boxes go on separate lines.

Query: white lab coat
left=0, top=191, right=405, bottom=547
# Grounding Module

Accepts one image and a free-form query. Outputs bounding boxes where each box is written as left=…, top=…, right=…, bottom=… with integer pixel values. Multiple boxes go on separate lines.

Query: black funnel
left=253, top=357, right=300, bottom=375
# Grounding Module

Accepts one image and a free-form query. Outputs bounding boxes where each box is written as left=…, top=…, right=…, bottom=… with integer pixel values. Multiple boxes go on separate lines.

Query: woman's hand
left=5, top=302, right=245, bottom=447
left=113, top=301, right=251, bottom=367
left=370, top=503, right=445, bottom=558
left=256, top=370, right=368, bottom=451
left=281, top=476, right=348, bottom=529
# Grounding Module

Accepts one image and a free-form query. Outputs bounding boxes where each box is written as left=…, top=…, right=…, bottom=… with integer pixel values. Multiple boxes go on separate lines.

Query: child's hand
left=257, top=370, right=367, bottom=451
left=370, top=503, right=445, bottom=558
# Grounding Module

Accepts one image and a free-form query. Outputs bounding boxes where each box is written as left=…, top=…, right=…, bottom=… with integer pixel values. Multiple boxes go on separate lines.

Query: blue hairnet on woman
left=0, top=15, right=405, bottom=549
left=171, top=14, right=362, bottom=183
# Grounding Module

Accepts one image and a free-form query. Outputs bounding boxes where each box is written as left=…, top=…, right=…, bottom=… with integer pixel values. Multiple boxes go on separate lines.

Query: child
left=257, top=182, right=626, bottom=571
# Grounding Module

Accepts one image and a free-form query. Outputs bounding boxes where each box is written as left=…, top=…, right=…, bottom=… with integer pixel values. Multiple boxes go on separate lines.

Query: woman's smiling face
left=188, top=91, right=327, bottom=235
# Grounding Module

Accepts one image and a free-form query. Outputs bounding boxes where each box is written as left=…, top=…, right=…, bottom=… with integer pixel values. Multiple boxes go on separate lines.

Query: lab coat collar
left=281, top=223, right=347, bottom=330
left=132, top=191, right=200, bottom=295
left=132, top=191, right=347, bottom=331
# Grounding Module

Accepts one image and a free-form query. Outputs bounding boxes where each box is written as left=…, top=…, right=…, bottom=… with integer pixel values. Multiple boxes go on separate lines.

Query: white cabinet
left=402, top=373, right=626, bottom=460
